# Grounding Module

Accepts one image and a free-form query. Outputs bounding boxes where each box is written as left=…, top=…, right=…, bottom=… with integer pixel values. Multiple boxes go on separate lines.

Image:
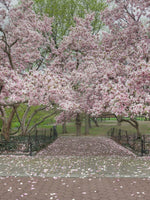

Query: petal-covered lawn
left=0, top=155, right=150, bottom=178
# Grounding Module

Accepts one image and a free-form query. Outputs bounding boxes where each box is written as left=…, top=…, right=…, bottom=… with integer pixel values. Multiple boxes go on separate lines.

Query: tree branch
left=124, top=5, right=136, bottom=21
left=0, top=106, right=5, bottom=120
left=26, top=105, right=49, bottom=130
left=10, top=39, right=19, bottom=48
left=0, top=101, right=27, bottom=107
left=27, top=110, right=58, bottom=134
left=13, top=105, right=22, bottom=125
left=0, top=27, right=15, bottom=69
left=116, top=116, right=136, bottom=128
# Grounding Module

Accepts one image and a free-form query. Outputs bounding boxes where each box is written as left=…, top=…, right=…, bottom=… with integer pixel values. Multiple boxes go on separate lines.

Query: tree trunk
left=75, top=113, right=81, bottom=136
left=14, top=105, right=54, bottom=136
left=136, top=125, right=141, bottom=138
left=85, top=114, right=89, bottom=135
left=148, top=113, right=150, bottom=121
left=1, top=121, right=10, bottom=141
left=116, top=116, right=141, bottom=138
left=1, top=107, right=16, bottom=141
left=21, top=125, right=27, bottom=136
left=131, top=119, right=141, bottom=138
left=88, top=115, right=92, bottom=128
left=62, top=121, right=67, bottom=134
left=92, top=117, right=99, bottom=127
left=116, top=116, right=122, bottom=126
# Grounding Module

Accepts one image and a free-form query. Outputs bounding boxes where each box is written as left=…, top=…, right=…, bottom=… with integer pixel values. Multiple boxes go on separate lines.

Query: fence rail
left=0, top=126, right=58, bottom=156
left=107, top=128, right=150, bottom=156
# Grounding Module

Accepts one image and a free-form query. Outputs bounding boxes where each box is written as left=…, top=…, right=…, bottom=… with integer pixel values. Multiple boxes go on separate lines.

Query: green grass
left=55, top=120, right=150, bottom=136
left=3, top=118, right=150, bottom=137
left=112, top=120, right=150, bottom=135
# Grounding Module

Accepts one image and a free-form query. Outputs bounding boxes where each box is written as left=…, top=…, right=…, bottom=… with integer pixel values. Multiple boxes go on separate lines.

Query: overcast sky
left=11, top=0, right=18, bottom=5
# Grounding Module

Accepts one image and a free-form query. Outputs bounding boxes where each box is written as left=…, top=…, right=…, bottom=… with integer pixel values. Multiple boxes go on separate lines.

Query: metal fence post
left=118, top=129, right=121, bottom=142
left=50, top=128, right=52, bottom=140
left=141, top=137, right=144, bottom=156
left=53, top=125, right=58, bottom=139
left=44, top=128, right=46, bottom=143
left=111, top=128, right=115, bottom=138
left=126, top=131, right=129, bottom=144
left=29, top=142, right=32, bottom=156
left=28, top=134, right=32, bottom=156
left=35, top=127, right=38, bottom=143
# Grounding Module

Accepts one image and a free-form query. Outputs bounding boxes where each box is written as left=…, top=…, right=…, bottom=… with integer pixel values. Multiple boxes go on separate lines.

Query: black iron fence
left=107, top=128, right=150, bottom=156
left=0, top=126, right=58, bottom=156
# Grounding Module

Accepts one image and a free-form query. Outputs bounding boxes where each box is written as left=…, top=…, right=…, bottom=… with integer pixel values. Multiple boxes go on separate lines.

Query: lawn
left=41, top=119, right=150, bottom=136
left=1, top=118, right=150, bottom=138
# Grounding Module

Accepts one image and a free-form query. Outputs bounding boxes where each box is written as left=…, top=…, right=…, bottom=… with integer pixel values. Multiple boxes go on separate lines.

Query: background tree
left=33, top=0, right=107, bottom=46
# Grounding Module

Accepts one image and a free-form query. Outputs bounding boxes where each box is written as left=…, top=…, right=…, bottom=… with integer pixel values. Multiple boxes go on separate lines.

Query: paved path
left=36, top=136, right=136, bottom=156
left=1, top=177, right=150, bottom=200
left=0, top=136, right=150, bottom=200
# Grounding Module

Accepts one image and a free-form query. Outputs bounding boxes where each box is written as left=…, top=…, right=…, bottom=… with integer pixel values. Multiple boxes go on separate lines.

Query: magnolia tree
left=0, top=0, right=54, bottom=71
left=48, top=14, right=108, bottom=135
left=101, top=0, right=150, bottom=65
left=0, top=0, right=51, bottom=140
left=89, top=0, right=150, bottom=137
left=0, top=68, right=26, bottom=140
left=0, top=68, right=73, bottom=139
left=1, top=0, right=149, bottom=140
left=13, top=69, right=74, bottom=136
left=0, top=0, right=73, bottom=140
